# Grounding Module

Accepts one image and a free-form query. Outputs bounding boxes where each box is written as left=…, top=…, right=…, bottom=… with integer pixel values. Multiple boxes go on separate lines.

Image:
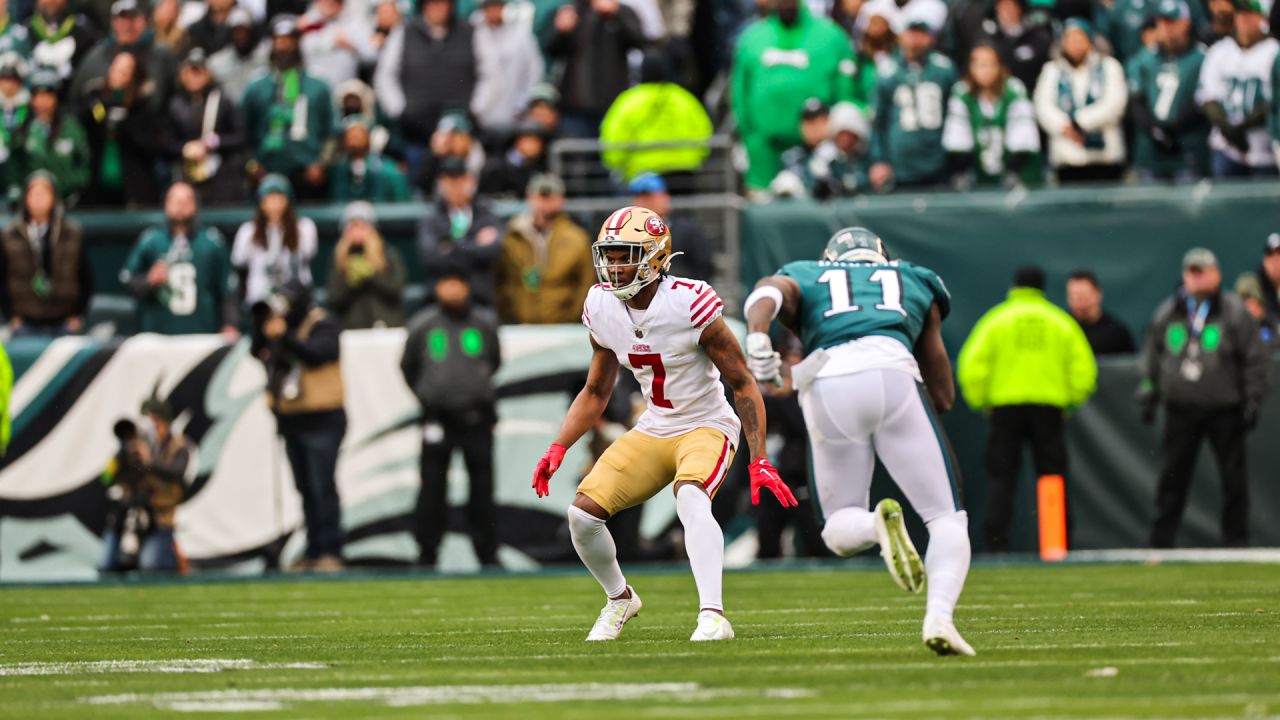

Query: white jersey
left=582, top=275, right=741, bottom=442
left=1198, top=36, right=1280, bottom=167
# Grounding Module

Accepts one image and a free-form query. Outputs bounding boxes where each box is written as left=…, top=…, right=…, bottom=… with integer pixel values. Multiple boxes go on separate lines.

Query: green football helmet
left=822, top=227, right=890, bottom=264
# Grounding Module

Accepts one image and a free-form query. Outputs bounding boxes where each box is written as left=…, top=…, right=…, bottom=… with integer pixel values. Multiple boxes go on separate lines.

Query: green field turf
left=1, top=561, right=1277, bottom=719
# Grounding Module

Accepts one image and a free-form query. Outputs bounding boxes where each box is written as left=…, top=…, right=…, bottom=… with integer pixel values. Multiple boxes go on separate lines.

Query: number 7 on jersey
left=628, top=353, right=674, bottom=409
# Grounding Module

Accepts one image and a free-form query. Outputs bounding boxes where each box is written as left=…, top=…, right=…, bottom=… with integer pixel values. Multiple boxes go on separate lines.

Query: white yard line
left=0, top=659, right=326, bottom=677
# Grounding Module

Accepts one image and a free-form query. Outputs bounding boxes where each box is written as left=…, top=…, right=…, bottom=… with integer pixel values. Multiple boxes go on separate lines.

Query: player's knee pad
left=567, top=505, right=606, bottom=539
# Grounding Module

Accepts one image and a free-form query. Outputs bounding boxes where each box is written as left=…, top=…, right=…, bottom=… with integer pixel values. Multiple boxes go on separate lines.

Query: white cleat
left=923, top=613, right=976, bottom=657
left=585, top=586, right=642, bottom=641
left=874, top=498, right=924, bottom=593
left=689, top=610, right=735, bottom=641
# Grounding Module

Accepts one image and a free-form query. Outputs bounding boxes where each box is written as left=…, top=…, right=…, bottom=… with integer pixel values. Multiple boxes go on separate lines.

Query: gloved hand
left=532, top=443, right=567, bottom=498
left=745, top=332, right=782, bottom=386
left=749, top=458, right=798, bottom=508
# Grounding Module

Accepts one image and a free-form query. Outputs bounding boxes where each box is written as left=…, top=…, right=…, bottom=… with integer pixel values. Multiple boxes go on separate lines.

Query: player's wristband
left=744, top=285, right=784, bottom=321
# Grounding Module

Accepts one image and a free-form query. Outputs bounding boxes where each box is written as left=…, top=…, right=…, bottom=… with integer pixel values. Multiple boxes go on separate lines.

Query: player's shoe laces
left=923, top=613, right=976, bottom=657
left=874, top=498, right=924, bottom=593
left=689, top=610, right=735, bottom=641
left=585, top=586, right=642, bottom=641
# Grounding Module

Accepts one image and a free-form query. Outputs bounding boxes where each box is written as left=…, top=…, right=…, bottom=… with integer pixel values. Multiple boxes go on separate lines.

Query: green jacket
left=870, top=52, right=957, bottom=184
left=242, top=69, right=334, bottom=178
left=957, top=287, right=1098, bottom=411
left=600, top=81, right=713, bottom=181
left=13, top=113, right=91, bottom=201
left=0, top=339, right=11, bottom=457
left=328, top=154, right=411, bottom=203
left=731, top=5, right=857, bottom=146
left=1126, top=45, right=1210, bottom=176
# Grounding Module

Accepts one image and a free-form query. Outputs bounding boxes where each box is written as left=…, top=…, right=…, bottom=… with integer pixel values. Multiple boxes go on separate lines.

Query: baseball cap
left=1265, top=232, right=1280, bottom=254
left=341, top=200, right=377, bottom=229
left=1063, top=17, right=1095, bottom=38
left=801, top=97, right=829, bottom=120
left=437, top=155, right=469, bottom=177
left=257, top=173, right=294, bottom=200
left=228, top=6, right=253, bottom=27
left=902, top=4, right=936, bottom=32
left=526, top=172, right=565, bottom=197
left=527, top=82, right=560, bottom=108
left=270, top=15, right=300, bottom=37
left=1235, top=273, right=1264, bottom=301
left=1154, top=0, right=1190, bottom=20
left=628, top=172, right=667, bottom=195
left=437, top=112, right=473, bottom=135
left=829, top=101, right=870, bottom=138
left=27, top=67, right=61, bottom=92
left=511, top=120, right=546, bottom=139
left=1182, top=247, right=1218, bottom=270
left=183, top=47, right=209, bottom=68
left=904, top=17, right=933, bottom=31
left=1234, top=0, right=1265, bottom=13
left=111, top=0, right=142, bottom=16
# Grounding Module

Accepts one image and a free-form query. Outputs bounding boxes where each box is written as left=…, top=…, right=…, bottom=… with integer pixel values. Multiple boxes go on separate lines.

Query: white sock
left=820, top=506, right=878, bottom=556
left=924, top=511, right=971, bottom=622
left=567, top=506, right=627, bottom=599
left=675, top=484, right=724, bottom=612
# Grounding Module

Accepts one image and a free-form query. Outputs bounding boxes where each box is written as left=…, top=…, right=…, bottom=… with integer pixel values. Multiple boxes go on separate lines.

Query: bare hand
left=263, top=315, right=287, bottom=340
left=147, top=261, right=168, bottom=287
left=554, top=5, right=578, bottom=32
left=304, top=163, right=326, bottom=186
left=220, top=325, right=241, bottom=343
left=66, top=316, right=83, bottom=333
left=1063, top=125, right=1085, bottom=145
left=869, top=163, right=893, bottom=191
left=333, top=30, right=353, bottom=50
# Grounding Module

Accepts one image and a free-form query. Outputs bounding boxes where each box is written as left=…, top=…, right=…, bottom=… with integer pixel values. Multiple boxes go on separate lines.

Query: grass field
left=1, top=561, right=1277, bottom=719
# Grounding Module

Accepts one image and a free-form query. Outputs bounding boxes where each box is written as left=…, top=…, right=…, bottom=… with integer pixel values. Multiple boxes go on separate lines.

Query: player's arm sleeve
left=689, top=282, right=725, bottom=335
left=581, top=289, right=603, bottom=345
left=918, top=267, right=951, bottom=320
left=1066, top=317, right=1099, bottom=408
left=1074, top=57, right=1128, bottom=131
left=955, top=312, right=994, bottom=411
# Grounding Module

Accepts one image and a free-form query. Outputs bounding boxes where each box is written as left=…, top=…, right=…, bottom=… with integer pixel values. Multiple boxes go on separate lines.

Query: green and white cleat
left=874, top=498, right=924, bottom=593
left=585, top=586, right=642, bottom=641
left=923, top=613, right=976, bottom=656
left=690, top=610, right=735, bottom=641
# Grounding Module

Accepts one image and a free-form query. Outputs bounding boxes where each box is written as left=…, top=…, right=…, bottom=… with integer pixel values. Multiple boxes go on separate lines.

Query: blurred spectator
left=957, top=265, right=1097, bottom=552
left=859, top=6, right=899, bottom=71
left=325, top=201, right=406, bottom=329
left=27, top=0, right=100, bottom=83
left=1139, top=247, right=1270, bottom=548
left=369, top=0, right=402, bottom=52
left=252, top=280, right=347, bottom=572
left=9, top=69, right=89, bottom=201
left=628, top=172, right=713, bottom=279
left=600, top=49, right=712, bottom=188
left=772, top=97, right=829, bottom=192
left=334, top=79, right=404, bottom=160
left=1127, top=0, right=1210, bottom=182
left=207, top=7, right=269, bottom=101
left=232, top=173, right=319, bottom=306
left=1234, top=273, right=1279, bottom=347
left=167, top=48, right=247, bottom=206
left=943, top=42, right=1041, bottom=190
left=328, top=117, right=410, bottom=202
left=70, top=0, right=178, bottom=112
left=495, top=173, right=594, bottom=324
left=0, top=4, right=29, bottom=57
left=0, top=54, right=29, bottom=196
left=417, top=157, right=502, bottom=306
left=855, top=0, right=946, bottom=40
left=1198, top=0, right=1278, bottom=178
left=79, top=49, right=163, bottom=208
left=869, top=16, right=957, bottom=191
left=416, top=111, right=486, bottom=194
left=121, top=182, right=239, bottom=335
left=1033, top=20, right=1128, bottom=184
left=99, top=397, right=191, bottom=573
left=544, top=0, right=646, bottom=138
left=1204, top=0, right=1235, bottom=43
left=375, top=0, right=478, bottom=177
left=242, top=15, right=334, bottom=200
left=299, top=0, right=376, bottom=90
left=1066, top=269, right=1136, bottom=354
left=522, top=81, right=561, bottom=137
left=656, top=0, right=695, bottom=83
left=478, top=120, right=547, bottom=197
left=0, top=172, right=91, bottom=337
left=401, top=260, right=502, bottom=568
left=776, top=101, right=870, bottom=198
left=151, top=0, right=190, bottom=54
left=187, top=0, right=238, bottom=53
left=470, top=0, right=544, bottom=137
left=981, top=0, right=1053, bottom=98
left=732, top=0, right=857, bottom=192
left=1234, top=232, right=1280, bottom=328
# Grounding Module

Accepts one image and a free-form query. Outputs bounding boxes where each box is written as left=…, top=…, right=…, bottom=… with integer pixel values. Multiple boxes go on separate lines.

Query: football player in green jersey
left=744, top=227, right=975, bottom=656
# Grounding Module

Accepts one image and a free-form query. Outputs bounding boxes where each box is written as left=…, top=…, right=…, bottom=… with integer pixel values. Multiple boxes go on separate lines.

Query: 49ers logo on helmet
left=644, top=216, right=667, bottom=236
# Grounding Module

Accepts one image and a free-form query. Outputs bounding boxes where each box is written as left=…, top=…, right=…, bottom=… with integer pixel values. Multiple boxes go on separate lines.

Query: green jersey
left=870, top=52, right=957, bottom=185
left=120, top=225, right=233, bottom=335
left=1126, top=45, right=1210, bottom=175
left=777, top=259, right=951, bottom=354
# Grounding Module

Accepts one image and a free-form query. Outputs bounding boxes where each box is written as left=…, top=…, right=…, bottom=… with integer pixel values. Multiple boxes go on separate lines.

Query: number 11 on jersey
left=818, top=268, right=907, bottom=317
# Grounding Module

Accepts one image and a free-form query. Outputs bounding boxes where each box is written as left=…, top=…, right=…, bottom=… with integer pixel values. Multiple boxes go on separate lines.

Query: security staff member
left=1140, top=248, right=1270, bottom=548
left=957, top=266, right=1098, bottom=552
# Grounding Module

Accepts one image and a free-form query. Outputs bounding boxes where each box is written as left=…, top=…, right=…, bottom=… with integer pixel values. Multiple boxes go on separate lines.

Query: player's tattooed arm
left=552, top=337, right=620, bottom=449
left=701, top=318, right=769, bottom=460
left=914, top=303, right=956, bottom=413
left=746, top=276, right=802, bottom=337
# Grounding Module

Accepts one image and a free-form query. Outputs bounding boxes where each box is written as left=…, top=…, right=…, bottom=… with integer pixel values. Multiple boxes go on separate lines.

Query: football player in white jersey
left=531, top=206, right=797, bottom=642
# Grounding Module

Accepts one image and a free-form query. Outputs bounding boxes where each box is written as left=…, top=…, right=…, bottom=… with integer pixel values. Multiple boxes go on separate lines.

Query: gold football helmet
left=592, top=206, right=675, bottom=300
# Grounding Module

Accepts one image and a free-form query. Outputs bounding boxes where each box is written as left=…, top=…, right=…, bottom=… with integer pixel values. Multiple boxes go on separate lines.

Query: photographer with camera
left=251, top=280, right=347, bottom=572
left=99, top=398, right=192, bottom=574
left=324, top=201, right=406, bottom=329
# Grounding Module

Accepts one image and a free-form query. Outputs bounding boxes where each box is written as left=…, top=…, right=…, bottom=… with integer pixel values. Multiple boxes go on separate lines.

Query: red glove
left=749, top=458, right=797, bottom=508
left=532, top=443, right=567, bottom=498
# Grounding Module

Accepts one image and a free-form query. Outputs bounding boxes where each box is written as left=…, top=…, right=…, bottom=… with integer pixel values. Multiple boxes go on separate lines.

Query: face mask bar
left=593, top=242, right=649, bottom=292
